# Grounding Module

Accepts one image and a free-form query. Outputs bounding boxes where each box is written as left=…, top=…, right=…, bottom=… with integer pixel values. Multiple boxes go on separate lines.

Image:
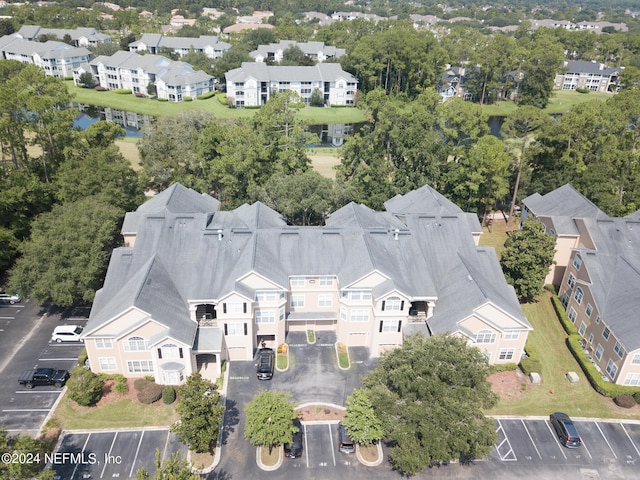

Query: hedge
left=197, top=91, right=216, bottom=100
left=489, top=363, right=518, bottom=374
left=217, top=93, right=227, bottom=105
left=519, top=343, right=542, bottom=376
left=115, top=88, right=132, bottom=95
left=137, top=381, right=163, bottom=404
left=551, top=296, right=579, bottom=335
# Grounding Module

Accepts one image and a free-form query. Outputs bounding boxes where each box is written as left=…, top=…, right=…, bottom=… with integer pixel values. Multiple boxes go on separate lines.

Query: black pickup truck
left=18, top=368, right=70, bottom=389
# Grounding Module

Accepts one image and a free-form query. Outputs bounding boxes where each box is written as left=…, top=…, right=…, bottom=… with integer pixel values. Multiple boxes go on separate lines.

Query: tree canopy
left=244, top=390, right=299, bottom=454
left=361, top=333, right=498, bottom=476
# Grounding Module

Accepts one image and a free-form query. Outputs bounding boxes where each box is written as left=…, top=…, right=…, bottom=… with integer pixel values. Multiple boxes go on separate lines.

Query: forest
left=1, top=3, right=640, bottom=307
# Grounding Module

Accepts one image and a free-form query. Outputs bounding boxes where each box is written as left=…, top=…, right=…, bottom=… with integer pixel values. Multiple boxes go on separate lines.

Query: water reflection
left=72, top=103, right=152, bottom=137
left=305, top=123, right=365, bottom=147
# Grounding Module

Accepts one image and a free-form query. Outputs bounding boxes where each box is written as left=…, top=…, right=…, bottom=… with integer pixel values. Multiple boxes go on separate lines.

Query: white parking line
left=521, top=420, right=542, bottom=460
left=328, top=423, right=336, bottom=466
left=494, top=420, right=516, bottom=461
left=621, top=423, right=640, bottom=457
left=544, top=421, right=567, bottom=459
left=71, top=433, right=91, bottom=480
left=39, top=358, right=79, bottom=361
left=130, top=430, right=145, bottom=478
left=2, top=409, right=50, bottom=412
left=101, top=431, right=118, bottom=478
left=15, top=390, right=61, bottom=394
left=596, top=422, right=617, bottom=458
left=0, top=316, right=15, bottom=320
left=303, top=424, right=310, bottom=468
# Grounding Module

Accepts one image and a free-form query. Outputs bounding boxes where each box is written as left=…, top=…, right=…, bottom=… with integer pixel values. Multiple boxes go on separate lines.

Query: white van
left=51, top=325, right=84, bottom=343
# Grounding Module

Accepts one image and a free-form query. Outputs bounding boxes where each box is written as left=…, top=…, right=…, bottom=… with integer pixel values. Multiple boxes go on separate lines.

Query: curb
left=198, top=362, right=230, bottom=474
left=356, top=442, right=383, bottom=467
left=335, top=342, right=351, bottom=370
left=256, top=445, right=283, bottom=471
left=276, top=343, right=289, bottom=372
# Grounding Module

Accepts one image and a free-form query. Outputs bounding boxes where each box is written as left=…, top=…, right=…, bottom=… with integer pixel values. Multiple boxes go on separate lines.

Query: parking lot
left=51, top=429, right=188, bottom=479
left=0, top=301, right=87, bottom=434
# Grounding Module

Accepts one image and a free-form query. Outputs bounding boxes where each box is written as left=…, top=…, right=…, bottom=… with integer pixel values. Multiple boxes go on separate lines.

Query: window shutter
left=179, top=348, right=183, bottom=359
left=157, top=348, right=162, bottom=359
left=400, top=300, right=404, bottom=310
left=243, top=303, right=247, bottom=313
left=381, top=301, right=385, bottom=311
left=397, top=320, right=402, bottom=333
left=244, top=323, right=248, bottom=335
left=223, top=303, right=227, bottom=314
left=379, top=321, right=383, bottom=333
left=224, top=324, right=228, bottom=335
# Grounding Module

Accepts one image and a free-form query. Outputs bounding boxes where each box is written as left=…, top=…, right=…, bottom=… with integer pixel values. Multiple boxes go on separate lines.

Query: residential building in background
left=15, top=25, right=112, bottom=46
left=554, top=61, right=622, bottom=93
left=82, top=184, right=530, bottom=385
left=225, top=62, right=357, bottom=107
left=129, top=34, right=231, bottom=59
left=250, top=40, right=345, bottom=63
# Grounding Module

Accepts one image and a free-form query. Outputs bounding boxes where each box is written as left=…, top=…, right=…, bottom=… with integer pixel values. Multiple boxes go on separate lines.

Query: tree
left=244, top=390, right=299, bottom=454
left=7, top=196, right=123, bottom=306
left=66, top=366, right=104, bottom=406
left=500, top=220, right=556, bottom=302
left=280, top=45, right=315, bottom=66
left=172, top=373, right=224, bottom=453
left=342, top=388, right=384, bottom=446
left=136, top=450, right=200, bottom=480
left=78, top=71, right=95, bottom=88
left=309, top=88, right=324, bottom=107
left=361, top=334, right=498, bottom=475
left=501, top=106, right=551, bottom=225
left=518, top=32, right=565, bottom=108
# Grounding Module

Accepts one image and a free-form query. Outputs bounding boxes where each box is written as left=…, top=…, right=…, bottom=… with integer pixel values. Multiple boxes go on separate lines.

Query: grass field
left=482, top=89, right=613, bottom=116
left=114, top=137, right=141, bottom=170
left=480, top=220, right=640, bottom=419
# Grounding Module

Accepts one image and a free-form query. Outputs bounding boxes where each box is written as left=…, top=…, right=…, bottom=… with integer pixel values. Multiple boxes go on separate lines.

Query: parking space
left=52, top=429, right=188, bottom=479
left=492, top=417, right=640, bottom=470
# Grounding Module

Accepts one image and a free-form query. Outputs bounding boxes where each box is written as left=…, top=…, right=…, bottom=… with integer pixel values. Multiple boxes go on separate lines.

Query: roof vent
left=217, top=229, right=223, bottom=241
left=394, top=228, right=400, bottom=240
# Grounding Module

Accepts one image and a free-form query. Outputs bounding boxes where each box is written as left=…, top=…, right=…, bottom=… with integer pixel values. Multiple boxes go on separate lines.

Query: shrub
left=489, top=363, right=518, bottom=374
left=115, top=88, right=132, bottom=94
left=613, top=394, right=636, bottom=408
left=137, top=381, right=163, bottom=404
left=162, top=386, right=176, bottom=404
left=183, top=96, right=192, bottom=102
left=77, top=348, right=88, bottom=367
left=217, top=93, right=228, bottom=105
left=114, top=374, right=128, bottom=394
left=576, top=87, right=590, bottom=94
left=134, top=378, right=150, bottom=392
left=551, top=296, right=579, bottom=335
left=67, top=366, right=104, bottom=406
left=519, top=343, right=542, bottom=375
left=197, top=91, right=216, bottom=100
left=157, top=98, right=169, bottom=102
left=95, top=86, right=107, bottom=91
left=634, top=391, right=640, bottom=404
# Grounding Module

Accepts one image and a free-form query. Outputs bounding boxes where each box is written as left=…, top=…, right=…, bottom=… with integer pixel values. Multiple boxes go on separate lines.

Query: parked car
left=51, top=325, right=84, bottom=343
left=337, top=422, right=355, bottom=454
left=18, top=368, right=70, bottom=388
left=284, top=419, right=303, bottom=458
left=256, top=348, right=275, bottom=380
left=550, top=412, right=582, bottom=448
left=0, top=293, right=20, bottom=304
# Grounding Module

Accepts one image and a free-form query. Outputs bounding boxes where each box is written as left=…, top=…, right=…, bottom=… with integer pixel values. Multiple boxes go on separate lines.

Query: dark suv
left=284, top=419, right=303, bottom=458
left=256, top=348, right=275, bottom=380
left=337, top=422, right=355, bottom=454
left=550, top=412, right=582, bottom=448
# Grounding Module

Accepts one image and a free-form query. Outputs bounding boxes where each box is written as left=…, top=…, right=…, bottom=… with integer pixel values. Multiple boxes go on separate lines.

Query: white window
left=343, top=290, right=372, bottom=301
left=319, top=276, right=333, bottom=286
left=568, top=307, right=577, bottom=324
left=256, top=291, right=278, bottom=303
left=573, top=288, right=584, bottom=305
left=585, top=303, right=593, bottom=318
left=95, top=338, right=112, bottom=349
left=318, top=295, right=332, bottom=307
left=560, top=292, right=569, bottom=308
left=340, top=307, right=347, bottom=320
left=588, top=333, right=594, bottom=344
left=573, top=254, right=582, bottom=270
left=225, top=301, right=245, bottom=314
left=127, top=360, right=154, bottom=373
left=226, top=322, right=245, bottom=336
left=350, top=309, right=369, bottom=322
left=603, top=326, right=610, bottom=340
left=290, top=277, right=305, bottom=287
left=498, top=349, right=515, bottom=360
left=99, top=357, right=116, bottom=371
left=163, top=370, right=184, bottom=384
left=255, top=310, right=275, bottom=324
left=123, top=336, right=147, bottom=351
left=279, top=307, right=285, bottom=321
left=475, top=330, right=496, bottom=344
left=623, top=373, right=640, bottom=386
left=290, top=295, right=305, bottom=307
left=595, top=344, right=604, bottom=360
left=614, top=341, right=625, bottom=358
left=632, top=354, right=640, bottom=365
left=605, top=359, right=618, bottom=379
left=579, top=322, right=586, bottom=336
left=383, top=297, right=402, bottom=311
left=160, top=343, right=181, bottom=359
left=504, top=331, right=520, bottom=341
left=567, top=273, right=576, bottom=289
left=380, top=320, right=400, bottom=332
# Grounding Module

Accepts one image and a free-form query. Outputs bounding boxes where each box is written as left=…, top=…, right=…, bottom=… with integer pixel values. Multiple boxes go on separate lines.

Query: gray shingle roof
left=88, top=183, right=528, bottom=347
left=564, top=61, right=620, bottom=76
left=225, top=62, right=356, bottom=83
left=130, top=34, right=231, bottom=53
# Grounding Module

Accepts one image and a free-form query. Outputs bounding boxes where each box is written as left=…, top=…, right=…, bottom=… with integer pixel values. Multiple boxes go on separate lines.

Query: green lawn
left=66, top=80, right=367, bottom=124
left=55, top=392, right=178, bottom=429
left=482, top=89, right=613, bottom=117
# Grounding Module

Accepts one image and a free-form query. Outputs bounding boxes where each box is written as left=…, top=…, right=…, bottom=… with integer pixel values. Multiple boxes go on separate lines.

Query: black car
left=550, top=412, right=582, bottom=448
left=256, top=348, right=275, bottom=380
left=284, top=419, right=303, bottom=458
left=337, top=422, right=355, bottom=454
